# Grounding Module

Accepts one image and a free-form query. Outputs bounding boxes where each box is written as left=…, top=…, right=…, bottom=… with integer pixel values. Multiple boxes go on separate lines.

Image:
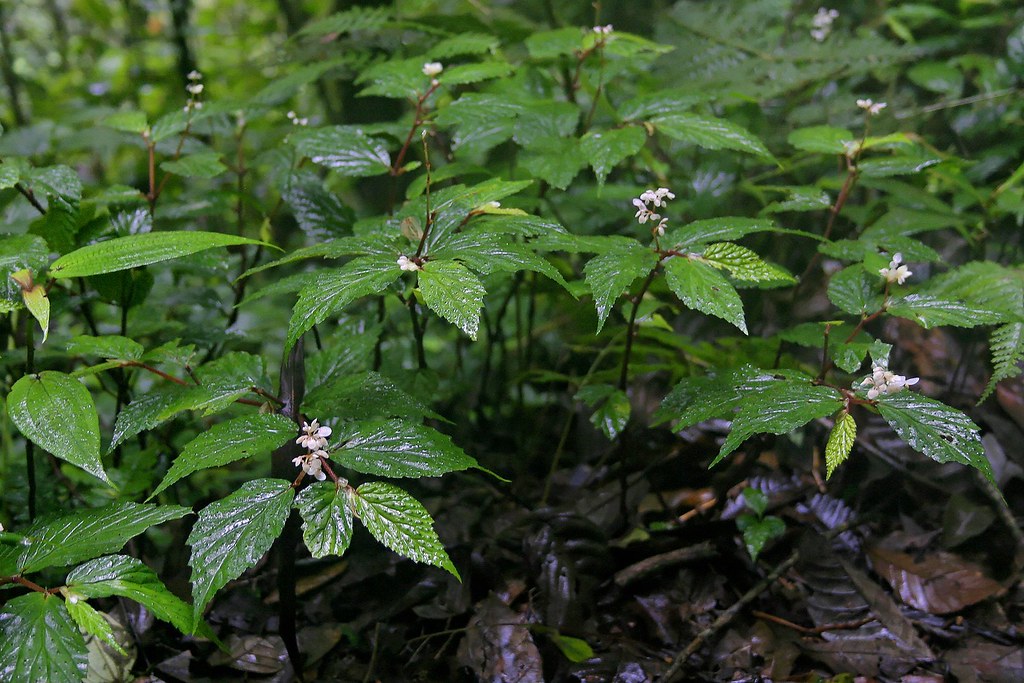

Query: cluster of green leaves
left=1, top=0, right=1023, bottom=679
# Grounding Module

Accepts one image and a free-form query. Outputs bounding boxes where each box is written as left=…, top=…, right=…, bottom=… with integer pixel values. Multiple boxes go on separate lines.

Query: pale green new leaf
left=50, top=231, right=265, bottom=278
left=151, top=414, right=298, bottom=498
left=15, top=502, right=189, bottom=574
left=353, top=481, right=459, bottom=579
left=65, top=598, right=126, bottom=656
left=583, top=240, right=659, bottom=333
left=715, top=381, right=845, bottom=466
left=825, top=411, right=857, bottom=479
left=287, top=254, right=400, bottom=348
left=188, top=479, right=294, bottom=628
left=0, top=593, right=87, bottom=683
left=7, top=371, right=108, bottom=484
left=292, top=126, right=391, bottom=176
left=67, top=555, right=197, bottom=636
left=877, top=393, right=994, bottom=484
left=654, top=113, right=774, bottom=160
left=160, top=152, right=228, bottom=179
left=982, top=322, right=1024, bottom=402
left=334, top=419, right=478, bottom=478
left=700, top=242, right=795, bottom=284
left=295, top=482, right=354, bottom=559
left=664, top=256, right=747, bottom=333
left=418, top=259, right=486, bottom=340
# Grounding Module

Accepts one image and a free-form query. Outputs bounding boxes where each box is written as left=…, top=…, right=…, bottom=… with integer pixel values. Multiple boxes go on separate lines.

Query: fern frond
left=981, top=322, right=1024, bottom=402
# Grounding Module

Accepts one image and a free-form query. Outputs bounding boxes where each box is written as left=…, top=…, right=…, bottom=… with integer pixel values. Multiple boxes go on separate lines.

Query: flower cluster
left=286, top=110, right=309, bottom=126
left=810, top=8, right=839, bottom=42
left=184, top=70, right=204, bottom=111
left=293, top=419, right=332, bottom=481
left=856, top=98, right=886, bottom=116
left=593, top=24, right=613, bottom=36
left=858, top=364, right=919, bottom=400
left=397, top=255, right=421, bottom=272
left=422, top=62, right=443, bottom=77
left=632, top=187, right=675, bottom=236
left=879, top=252, right=912, bottom=285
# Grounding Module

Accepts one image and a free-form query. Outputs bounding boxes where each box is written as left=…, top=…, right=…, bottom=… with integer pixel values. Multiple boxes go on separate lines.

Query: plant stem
left=24, top=315, right=35, bottom=521
left=618, top=267, right=659, bottom=391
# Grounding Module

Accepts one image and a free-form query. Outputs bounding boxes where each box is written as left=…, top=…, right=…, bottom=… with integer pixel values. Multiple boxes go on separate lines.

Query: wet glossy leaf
left=580, top=127, right=647, bottom=186
left=66, top=334, right=144, bottom=361
left=418, top=259, right=486, bottom=340
left=8, top=371, right=108, bottom=484
left=295, top=482, right=354, bottom=558
left=664, top=256, right=747, bottom=332
left=575, top=384, right=631, bottom=440
left=304, top=371, right=439, bottom=421
left=583, top=239, right=659, bottom=333
left=664, top=217, right=782, bottom=250
left=65, top=598, right=126, bottom=656
left=67, top=555, right=198, bottom=636
left=825, top=411, right=857, bottom=479
left=151, top=414, right=298, bottom=498
left=828, top=264, right=885, bottom=315
left=353, top=481, right=459, bottom=578
left=887, top=294, right=1011, bottom=329
left=160, top=152, right=228, bottom=179
left=50, top=231, right=265, bottom=278
left=654, top=365, right=776, bottom=428
left=654, top=113, right=774, bottom=160
left=858, top=155, right=942, bottom=178
left=188, top=479, right=294, bottom=629
left=868, top=545, right=1003, bottom=614
left=737, top=514, right=785, bottom=562
left=876, top=393, right=993, bottom=483
left=335, top=419, right=477, bottom=478
left=0, top=593, right=87, bottom=683
left=700, top=242, right=795, bottom=284
left=520, top=136, right=587, bottom=189
left=292, top=126, right=391, bottom=177
left=14, top=501, right=188, bottom=574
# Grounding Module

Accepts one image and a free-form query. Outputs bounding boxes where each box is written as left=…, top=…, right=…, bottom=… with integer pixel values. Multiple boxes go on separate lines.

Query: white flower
left=397, top=255, right=421, bottom=272
left=856, top=98, right=887, bottom=116
left=879, top=252, right=912, bottom=285
left=292, top=453, right=327, bottom=481
left=187, top=70, right=202, bottom=81
left=296, top=419, right=332, bottom=450
left=593, top=24, right=613, bottom=35
left=810, top=7, right=839, bottom=41
left=286, top=111, right=309, bottom=126
left=633, top=187, right=674, bottom=230
left=858, top=364, right=919, bottom=400
left=186, top=83, right=204, bottom=95
left=422, top=62, right=443, bottom=77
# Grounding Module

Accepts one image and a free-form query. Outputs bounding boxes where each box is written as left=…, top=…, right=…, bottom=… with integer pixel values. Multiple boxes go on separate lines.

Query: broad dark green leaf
left=580, top=127, right=647, bottom=186
left=292, top=126, right=391, bottom=177
left=160, top=152, right=227, bottom=179
left=583, top=240, right=659, bottom=333
left=0, top=593, right=87, bottom=683
left=295, top=482, right=354, bottom=559
left=715, top=381, right=844, bottom=465
left=418, top=259, right=486, bottom=340
left=188, top=479, right=294, bottom=628
left=303, top=371, right=439, bottom=421
left=280, top=170, right=355, bottom=240
left=110, top=384, right=197, bottom=450
left=574, top=384, right=631, bottom=441
left=664, top=217, right=780, bottom=250
left=877, top=393, right=994, bottom=483
left=67, top=555, right=197, bottom=636
left=887, top=294, right=1011, bottom=328
left=151, top=414, right=298, bottom=498
left=664, top=256, right=747, bottom=333
left=7, top=371, right=107, bottom=484
left=441, top=61, right=512, bottom=86
left=654, top=114, right=774, bottom=160
left=50, top=231, right=265, bottom=278
left=66, top=334, right=144, bottom=361
left=826, top=411, right=857, bottom=479
left=335, top=419, right=477, bottom=478
left=859, top=155, right=942, bottom=178
left=738, top=514, right=785, bottom=562
left=520, top=136, right=587, bottom=190
left=827, top=264, right=885, bottom=315
left=287, top=254, right=400, bottom=348
left=787, top=125, right=853, bottom=154
left=430, top=232, right=570, bottom=291
left=15, top=502, right=189, bottom=574
left=353, top=481, right=459, bottom=578
left=654, top=366, right=772, bottom=428
left=524, top=27, right=582, bottom=59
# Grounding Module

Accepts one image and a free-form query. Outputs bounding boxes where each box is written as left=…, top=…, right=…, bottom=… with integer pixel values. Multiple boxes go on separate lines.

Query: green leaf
left=654, top=365, right=769, bottom=428
left=160, top=152, right=228, bottom=179
left=50, top=231, right=266, bottom=278
left=520, top=136, right=587, bottom=190
left=876, top=393, right=994, bottom=484
left=440, top=61, right=512, bottom=86
left=580, top=127, right=647, bottom=186
left=546, top=631, right=594, bottom=663
left=664, top=217, right=780, bottom=250
left=654, top=114, right=774, bottom=160
left=618, top=88, right=709, bottom=121
left=280, top=170, right=355, bottom=240
left=66, top=555, right=198, bottom=636
left=827, top=264, right=885, bottom=315
left=109, top=384, right=196, bottom=450
left=287, top=254, right=400, bottom=348
left=825, top=411, right=857, bottom=479
left=64, top=598, right=127, bottom=656
left=787, top=125, right=853, bottom=154
left=664, top=257, right=747, bottom=333
left=17, top=277, right=50, bottom=343
left=700, top=242, right=795, bottom=284
left=334, top=419, right=477, bottom=478
left=715, top=381, right=845, bottom=465
left=0, top=593, right=87, bottom=683
left=292, top=126, right=391, bottom=177
left=188, top=479, right=295, bottom=628
left=742, top=487, right=768, bottom=517
left=295, top=482, right=354, bottom=559
left=574, top=385, right=631, bottom=441
left=430, top=232, right=570, bottom=291
left=887, top=294, right=1013, bottom=329
left=982, top=323, right=1024, bottom=401
left=583, top=240, right=659, bottom=333
left=427, top=33, right=500, bottom=59
left=524, top=27, right=583, bottom=59
left=29, top=165, right=82, bottom=200
left=737, top=514, right=785, bottom=562
left=150, top=414, right=298, bottom=498
left=0, top=234, right=51, bottom=313
left=67, top=334, right=144, bottom=360
left=304, top=371, right=439, bottom=421
left=8, top=371, right=108, bottom=484
left=418, top=259, right=486, bottom=340
left=14, top=502, right=189, bottom=574
left=858, top=155, right=942, bottom=178
left=353, top=481, right=459, bottom=579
